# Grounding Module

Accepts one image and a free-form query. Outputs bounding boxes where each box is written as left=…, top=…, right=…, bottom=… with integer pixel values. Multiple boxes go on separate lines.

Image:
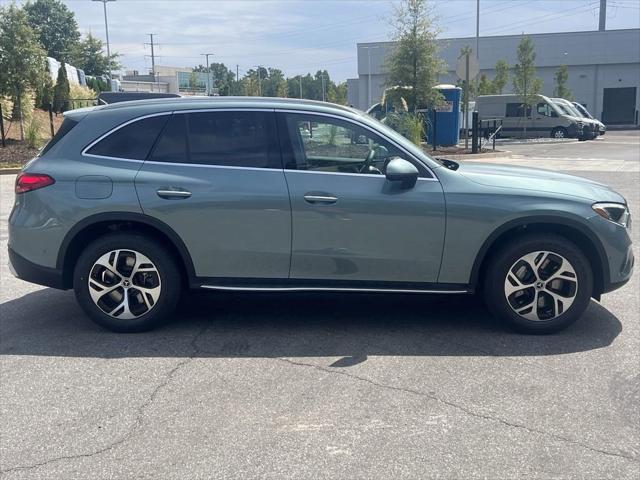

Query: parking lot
left=1, top=131, right=638, bottom=479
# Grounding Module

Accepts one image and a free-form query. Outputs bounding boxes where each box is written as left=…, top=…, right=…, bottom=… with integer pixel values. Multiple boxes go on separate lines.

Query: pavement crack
left=1, top=325, right=210, bottom=475
left=277, top=357, right=639, bottom=464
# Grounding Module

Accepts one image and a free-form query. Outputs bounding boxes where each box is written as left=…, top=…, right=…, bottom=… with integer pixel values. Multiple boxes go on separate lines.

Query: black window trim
left=275, top=109, right=437, bottom=181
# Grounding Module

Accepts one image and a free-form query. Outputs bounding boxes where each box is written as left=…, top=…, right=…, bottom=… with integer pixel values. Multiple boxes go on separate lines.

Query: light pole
left=361, top=45, right=381, bottom=108
left=201, top=53, right=214, bottom=95
left=92, top=0, right=115, bottom=75
left=254, top=66, right=262, bottom=96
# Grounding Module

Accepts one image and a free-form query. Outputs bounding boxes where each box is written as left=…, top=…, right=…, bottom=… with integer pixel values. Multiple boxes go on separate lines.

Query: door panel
left=135, top=111, right=291, bottom=279
left=279, top=112, right=446, bottom=284
left=285, top=171, right=446, bottom=283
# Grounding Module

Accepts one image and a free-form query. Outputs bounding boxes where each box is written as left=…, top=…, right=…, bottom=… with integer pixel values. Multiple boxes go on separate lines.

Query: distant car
left=572, top=102, right=606, bottom=135
left=97, top=92, right=181, bottom=105
left=9, top=97, right=633, bottom=334
left=477, top=94, right=584, bottom=139
left=551, top=98, right=598, bottom=140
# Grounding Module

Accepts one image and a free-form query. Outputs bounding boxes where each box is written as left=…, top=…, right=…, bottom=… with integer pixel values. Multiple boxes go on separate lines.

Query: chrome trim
left=200, top=284, right=469, bottom=294
left=274, top=108, right=439, bottom=180
left=81, top=111, right=172, bottom=158
left=304, top=195, right=338, bottom=203
left=156, top=189, right=192, bottom=198
left=143, top=159, right=282, bottom=172
left=284, top=168, right=436, bottom=181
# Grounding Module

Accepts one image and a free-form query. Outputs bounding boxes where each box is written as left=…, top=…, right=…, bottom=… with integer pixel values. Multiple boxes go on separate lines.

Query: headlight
left=592, top=202, right=631, bottom=228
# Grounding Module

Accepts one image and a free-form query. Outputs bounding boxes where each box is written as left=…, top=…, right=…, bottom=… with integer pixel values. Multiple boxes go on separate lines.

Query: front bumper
left=8, top=247, right=67, bottom=290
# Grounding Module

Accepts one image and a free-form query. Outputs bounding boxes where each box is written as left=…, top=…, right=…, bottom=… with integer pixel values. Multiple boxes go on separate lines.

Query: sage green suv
left=8, top=98, right=634, bottom=333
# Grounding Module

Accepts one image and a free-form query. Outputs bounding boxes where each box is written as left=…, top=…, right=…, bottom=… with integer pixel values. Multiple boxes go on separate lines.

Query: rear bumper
left=8, top=247, right=67, bottom=290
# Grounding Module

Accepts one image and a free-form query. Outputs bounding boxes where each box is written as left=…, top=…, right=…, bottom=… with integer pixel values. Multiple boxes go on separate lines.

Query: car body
left=572, top=102, right=606, bottom=135
left=8, top=97, right=634, bottom=333
left=551, top=98, right=598, bottom=140
left=476, top=94, right=585, bottom=139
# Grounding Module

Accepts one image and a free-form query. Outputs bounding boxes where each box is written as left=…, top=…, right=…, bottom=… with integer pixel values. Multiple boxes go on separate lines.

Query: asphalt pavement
left=1, top=131, right=639, bottom=479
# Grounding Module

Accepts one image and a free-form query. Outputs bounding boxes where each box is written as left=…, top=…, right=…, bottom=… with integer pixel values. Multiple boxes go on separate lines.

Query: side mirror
left=385, top=157, right=419, bottom=189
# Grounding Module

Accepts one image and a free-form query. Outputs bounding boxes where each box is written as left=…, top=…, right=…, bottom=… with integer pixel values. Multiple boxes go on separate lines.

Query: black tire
left=74, top=233, right=182, bottom=332
left=483, top=234, right=593, bottom=334
left=551, top=127, right=568, bottom=139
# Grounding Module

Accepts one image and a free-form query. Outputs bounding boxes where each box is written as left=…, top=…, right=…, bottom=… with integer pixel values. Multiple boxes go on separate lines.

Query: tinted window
left=150, top=114, right=188, bottom=163
left=186, top=111, right=279, bottom=168
left=39, top=117, right=78, bottom=157
left=87, top=115, right=169, bottom=160
left=283, top=113, right=407, bottom=175
left=506, top=103, right=531, bottom=118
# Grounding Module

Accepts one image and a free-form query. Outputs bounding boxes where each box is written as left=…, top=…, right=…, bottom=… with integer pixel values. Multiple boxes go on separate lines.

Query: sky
left=7, top=0, right=640, bottom=81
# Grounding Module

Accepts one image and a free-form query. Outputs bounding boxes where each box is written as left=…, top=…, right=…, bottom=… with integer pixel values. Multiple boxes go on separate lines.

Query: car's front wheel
left=483, top=234, right=593, bottom=334
left=74, top=233, right=181, bottom=332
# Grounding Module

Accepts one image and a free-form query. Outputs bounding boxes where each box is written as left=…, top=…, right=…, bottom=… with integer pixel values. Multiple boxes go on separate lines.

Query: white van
left=476, top=94, right=584, bottom=139
left=551, top=98, right=598, bottom=140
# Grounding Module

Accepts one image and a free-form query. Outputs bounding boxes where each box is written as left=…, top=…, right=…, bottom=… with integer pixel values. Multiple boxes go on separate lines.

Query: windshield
left=554, top=102, right=577, bottom=117
left=573, top=103, right=593, bottom=119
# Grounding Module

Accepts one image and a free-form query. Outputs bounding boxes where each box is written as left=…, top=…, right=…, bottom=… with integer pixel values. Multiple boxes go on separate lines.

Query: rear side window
left=39, top=117, right=78, bottom=157
left=86, top=115, right=169, bottom=160
left=150, top=114, right=188, bottom=163
left=187, top=111, right=279, bottom=168
left=505, top=103, right=531, bottom=118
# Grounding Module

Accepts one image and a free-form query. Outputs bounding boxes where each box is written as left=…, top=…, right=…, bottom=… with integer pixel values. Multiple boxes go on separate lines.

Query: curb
left=0, top=168, right=21, bottom=175
left=433, top=150, right=513, bottom=161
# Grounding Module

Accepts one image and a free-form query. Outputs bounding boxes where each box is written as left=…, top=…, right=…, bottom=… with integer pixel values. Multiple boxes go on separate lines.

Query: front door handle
left=304, top=194, right=338, bottom=205
left=156, top=188, right=192, bottom=200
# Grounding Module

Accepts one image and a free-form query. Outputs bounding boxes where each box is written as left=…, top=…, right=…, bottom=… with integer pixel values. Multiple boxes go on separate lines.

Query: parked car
left=551, top=98, right=598, bottom=140
left=476, top=94, right=584, bottom=139
left=572, top=102, right=606, bottom=135
left=9, top=98, right=633, bottom=334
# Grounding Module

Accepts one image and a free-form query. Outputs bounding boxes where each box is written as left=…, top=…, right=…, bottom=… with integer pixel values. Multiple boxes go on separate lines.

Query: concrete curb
left=433, top=150, right=513, bottom=161
left=0, top=168, right=21, bottom=175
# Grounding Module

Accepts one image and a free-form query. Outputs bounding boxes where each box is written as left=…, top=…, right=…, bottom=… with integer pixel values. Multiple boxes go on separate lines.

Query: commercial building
left=348, top=28, right=640, bottom=126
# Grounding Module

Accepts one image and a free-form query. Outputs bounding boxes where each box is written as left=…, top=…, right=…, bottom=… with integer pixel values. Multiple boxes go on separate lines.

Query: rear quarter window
left=39, top=117, right=79, bottom=157
left=86, top=114, right=169, bottom=160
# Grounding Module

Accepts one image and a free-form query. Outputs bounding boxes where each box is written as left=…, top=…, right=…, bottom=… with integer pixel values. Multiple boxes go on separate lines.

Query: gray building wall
left=351, top=29, right=640, bottom=125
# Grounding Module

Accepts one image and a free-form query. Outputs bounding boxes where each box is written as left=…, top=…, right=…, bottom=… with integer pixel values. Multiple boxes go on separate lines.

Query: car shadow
left=0, top=288, right=622, bottom=361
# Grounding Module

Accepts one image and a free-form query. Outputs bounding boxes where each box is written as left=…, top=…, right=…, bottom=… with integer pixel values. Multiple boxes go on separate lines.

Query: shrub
left=69, top=84, right=96, bottom=108
left=24, top=114, right=43, bottom=149
left=384, top=111, right=425, bottom=146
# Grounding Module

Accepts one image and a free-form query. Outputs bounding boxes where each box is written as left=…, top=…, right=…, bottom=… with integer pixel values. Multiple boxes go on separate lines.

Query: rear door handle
left=156, top=188, right=192, bottom=200
left=304, top=194, right=338, bottom=205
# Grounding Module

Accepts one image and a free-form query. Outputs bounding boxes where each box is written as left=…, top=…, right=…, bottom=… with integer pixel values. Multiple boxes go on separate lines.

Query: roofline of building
left=357, top=27, right=640, bottom=47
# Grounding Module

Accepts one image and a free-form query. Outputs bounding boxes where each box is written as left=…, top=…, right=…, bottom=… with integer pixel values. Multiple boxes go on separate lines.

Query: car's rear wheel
left=74, top=233, right=181, bottom=332
left=483, top=234, right=593, bottom=334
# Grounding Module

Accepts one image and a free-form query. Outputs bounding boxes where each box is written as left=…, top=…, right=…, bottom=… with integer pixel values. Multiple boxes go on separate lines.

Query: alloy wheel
left=504, top=251, right=578, bottom=321
left=88, top=249, right=162, bottom=319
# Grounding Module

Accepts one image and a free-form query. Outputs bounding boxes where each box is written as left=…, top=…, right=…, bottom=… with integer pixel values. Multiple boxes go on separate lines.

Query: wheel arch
left=471, top=216, right=609, bottom=298
left=58, top=212, right=196, bottom=289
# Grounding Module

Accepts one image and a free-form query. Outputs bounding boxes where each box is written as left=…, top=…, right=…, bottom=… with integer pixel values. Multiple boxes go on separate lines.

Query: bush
left=53, top=62, right=70, bottom=113
left=24, top=114, right=43, bottom=149
left=384, top=111, right=425, bottom=146
left=69, top=84, right=96, bottom=108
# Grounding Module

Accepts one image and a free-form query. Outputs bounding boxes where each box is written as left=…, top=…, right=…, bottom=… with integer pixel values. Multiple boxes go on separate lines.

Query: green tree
left=478, top=73, right=493, bottom=96
left=386, top=0, right=444, bottom=111
left=70, top=33, right=120, bottom=76
left=53, top=61, right=70, bottom=112
left=0, top=4, right=47, bottom=140
left=492, top=59, right=509, bottom=94
left=553, top=65, right=572, bottom=100
left=24, top=0, right=80, bottom=61
left=328, top=82, right=348, bottom=105
left=512, top=35, right=542, bottom=133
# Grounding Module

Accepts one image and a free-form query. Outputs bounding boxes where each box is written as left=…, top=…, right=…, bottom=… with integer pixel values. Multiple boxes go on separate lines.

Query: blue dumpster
left=425, top=84, right=462, bottom=147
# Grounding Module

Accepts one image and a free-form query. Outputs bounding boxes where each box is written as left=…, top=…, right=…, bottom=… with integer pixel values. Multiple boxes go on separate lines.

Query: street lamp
left=92, top=0, right=115, bottom=75
left=254, top=65, right=262, bottom=96
left=361, top=45, right=381, bottom=108
left=201, top=53, right=214, bottom=95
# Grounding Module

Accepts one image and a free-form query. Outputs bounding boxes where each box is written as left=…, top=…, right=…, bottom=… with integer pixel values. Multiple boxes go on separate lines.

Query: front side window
left=86, top=114, right=169, bottom=160
left=537, top=103, right=557, bottom=117
left=283, top=113, right=406, bottom=175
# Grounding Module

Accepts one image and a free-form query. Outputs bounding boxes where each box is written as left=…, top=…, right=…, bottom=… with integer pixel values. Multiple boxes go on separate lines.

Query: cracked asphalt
left=1, top=131, right=639, bottom=479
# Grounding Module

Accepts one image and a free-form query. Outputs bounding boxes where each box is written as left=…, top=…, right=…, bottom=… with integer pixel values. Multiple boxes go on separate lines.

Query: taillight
left=15, top=173, right=55, bottom=194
